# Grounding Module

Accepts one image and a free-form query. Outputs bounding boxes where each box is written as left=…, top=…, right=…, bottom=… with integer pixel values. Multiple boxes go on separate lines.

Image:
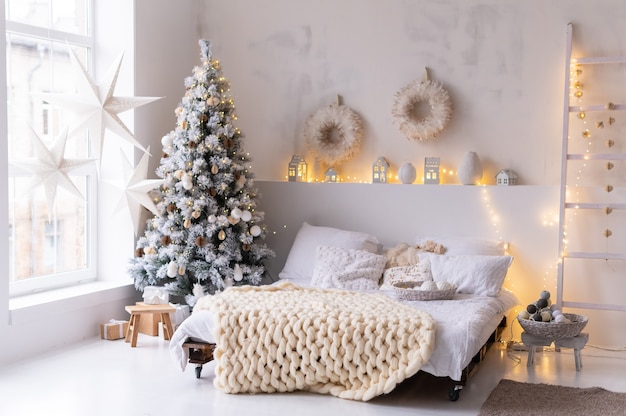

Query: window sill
left=9, top=280, right=137, bottom=326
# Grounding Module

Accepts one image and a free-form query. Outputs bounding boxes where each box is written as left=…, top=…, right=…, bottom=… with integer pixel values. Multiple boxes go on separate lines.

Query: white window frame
left=5, top=0, right=99, bottom=296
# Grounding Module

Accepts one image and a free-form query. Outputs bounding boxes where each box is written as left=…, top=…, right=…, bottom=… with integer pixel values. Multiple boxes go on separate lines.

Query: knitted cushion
left=194, top=282, right=435, bottom=401
left=310, top=246, right=386, bottom=291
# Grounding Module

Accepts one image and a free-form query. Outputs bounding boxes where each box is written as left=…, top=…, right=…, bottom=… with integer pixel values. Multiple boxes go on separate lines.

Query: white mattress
left=170, top=288, right=518, bottom=382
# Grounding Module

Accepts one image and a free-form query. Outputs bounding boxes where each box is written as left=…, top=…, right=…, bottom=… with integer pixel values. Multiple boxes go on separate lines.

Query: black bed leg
left=448, top=385, right=462, bottom=401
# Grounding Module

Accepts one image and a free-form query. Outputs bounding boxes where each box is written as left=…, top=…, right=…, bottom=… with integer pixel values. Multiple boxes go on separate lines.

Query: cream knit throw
left=194, top=282, right=435, bottom=401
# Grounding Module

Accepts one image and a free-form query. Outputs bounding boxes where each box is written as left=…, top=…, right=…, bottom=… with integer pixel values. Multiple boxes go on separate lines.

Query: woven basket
left=517, top=313, right=588, bottom=339
left=392, top=281, right=457, bottom=301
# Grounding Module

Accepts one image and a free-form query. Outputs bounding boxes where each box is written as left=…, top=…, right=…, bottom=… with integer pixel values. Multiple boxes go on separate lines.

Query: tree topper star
left=114, top=147, right=164, bottom=235
left=9, top=126, right=95, bottom=213
left=39, top=47, right=161, bottom=163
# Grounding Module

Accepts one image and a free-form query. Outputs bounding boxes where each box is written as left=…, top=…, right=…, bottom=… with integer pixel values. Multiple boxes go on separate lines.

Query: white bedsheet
left=170, top=288, right=518, bottom=382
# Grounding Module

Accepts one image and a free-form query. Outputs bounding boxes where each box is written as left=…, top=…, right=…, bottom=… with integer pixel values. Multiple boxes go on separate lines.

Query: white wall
left=196, top=0, right=626, bottom=185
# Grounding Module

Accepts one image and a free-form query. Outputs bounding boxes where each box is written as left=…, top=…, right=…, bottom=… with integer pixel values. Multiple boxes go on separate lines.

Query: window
left=5, top=0, right=97, bottom=295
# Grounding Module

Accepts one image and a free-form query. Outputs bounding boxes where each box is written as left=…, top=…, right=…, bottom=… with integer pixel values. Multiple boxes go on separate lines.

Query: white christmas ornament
left=208, top=215, right=217, bottom=223
left=233, top=264, right=243, bottom=282
left=241, top=210, right=252, bottom=222
left=167, top=261, right=178, bottom=278
left=250, top=225, right=262, bottom=237
left=9, top=126, right=94, bottom=212
left=38, top=47, right=161, bottom=163
left=231, top=207, right=242, bottom=219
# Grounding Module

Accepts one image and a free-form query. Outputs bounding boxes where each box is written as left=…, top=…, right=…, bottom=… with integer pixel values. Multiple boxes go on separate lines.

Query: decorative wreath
left=303, top=103, right=363, bottom=166
left=392, top=76, right=452, bottom=142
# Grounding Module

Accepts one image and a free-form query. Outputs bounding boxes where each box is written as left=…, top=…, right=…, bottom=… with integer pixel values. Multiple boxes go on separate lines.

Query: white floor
left=0, top=333, right=625, bottom=416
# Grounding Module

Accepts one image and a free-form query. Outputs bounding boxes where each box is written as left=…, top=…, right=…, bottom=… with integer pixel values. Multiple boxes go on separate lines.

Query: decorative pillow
left=383, top=241, right=444, bottom=269
left=311, top=246, right=386, bottom=291
left=414, top=236, right=507, bottom=256
left=379, top=261, right=433, bottom=290
left=279, top=222, right=382, bottom=285
left=421, top=253, right=513, bottom=296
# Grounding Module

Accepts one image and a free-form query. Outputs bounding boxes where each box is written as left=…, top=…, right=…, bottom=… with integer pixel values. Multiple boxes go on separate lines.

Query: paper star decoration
left=10, top=126, right=95, bottom=213
left=115, top=147, right=164, bottom=235
left=39, top=47, right=161, bottom=163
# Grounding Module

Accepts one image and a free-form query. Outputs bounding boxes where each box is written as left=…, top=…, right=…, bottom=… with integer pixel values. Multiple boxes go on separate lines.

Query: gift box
left=100, top=319, right=129, bottom=340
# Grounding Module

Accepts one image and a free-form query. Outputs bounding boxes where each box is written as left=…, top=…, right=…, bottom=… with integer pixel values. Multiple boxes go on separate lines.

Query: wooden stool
left=124, top=304, right=176, bottom=347
left=555, top=332, right=589, bottom=371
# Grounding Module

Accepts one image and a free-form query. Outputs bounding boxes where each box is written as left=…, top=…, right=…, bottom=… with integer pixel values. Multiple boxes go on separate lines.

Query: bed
left=169, top=223, right=519, bottom=401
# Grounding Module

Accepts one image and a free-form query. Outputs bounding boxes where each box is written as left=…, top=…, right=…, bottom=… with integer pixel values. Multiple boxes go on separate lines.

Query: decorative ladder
left=557, top=23, right=626, bottom=313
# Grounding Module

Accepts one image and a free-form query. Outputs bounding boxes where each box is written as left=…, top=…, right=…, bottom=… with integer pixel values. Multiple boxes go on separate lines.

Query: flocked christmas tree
left=129, top=40, right=274, bottom=305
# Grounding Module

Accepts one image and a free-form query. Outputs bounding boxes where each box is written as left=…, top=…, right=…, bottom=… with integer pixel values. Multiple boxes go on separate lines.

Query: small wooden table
left=124, top=304, right=176, bottom=347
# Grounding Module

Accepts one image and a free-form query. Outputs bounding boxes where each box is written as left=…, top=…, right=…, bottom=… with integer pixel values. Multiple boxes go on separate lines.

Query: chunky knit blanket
left=194, top=282, right=435, bottom=401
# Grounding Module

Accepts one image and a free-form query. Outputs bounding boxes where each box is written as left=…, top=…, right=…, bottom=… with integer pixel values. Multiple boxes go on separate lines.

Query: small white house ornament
left=496, top=169, right=517, bottom=185
left=457, top=151, right=483, bottom=185
left=372, top=156, right=390, bottom=183
left=398, top=162, right=417, bottom=184
left=424, top=157, right=440, bottom=184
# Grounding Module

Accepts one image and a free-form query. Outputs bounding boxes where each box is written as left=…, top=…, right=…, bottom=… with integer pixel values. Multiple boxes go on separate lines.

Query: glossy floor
left=0, top=334, right=624, bottom=416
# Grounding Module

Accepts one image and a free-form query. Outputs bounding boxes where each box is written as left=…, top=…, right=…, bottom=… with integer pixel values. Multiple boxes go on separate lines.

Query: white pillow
left=311, top=246, right=386, bottom=291
left=279, top=222, right=381, bottom=285
left=414, top=236, right=507, bottom=256
left=422, top=253, right=513, bottom=296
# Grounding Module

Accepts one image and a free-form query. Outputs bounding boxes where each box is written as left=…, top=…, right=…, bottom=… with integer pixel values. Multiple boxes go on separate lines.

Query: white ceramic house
left=496, top=169, right=518, bottom=185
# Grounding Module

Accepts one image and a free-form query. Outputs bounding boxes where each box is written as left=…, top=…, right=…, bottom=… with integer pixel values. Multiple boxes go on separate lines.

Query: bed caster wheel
left=195, top=365, right=202, bottom=379
left=448, top=385, right=462, bottom=401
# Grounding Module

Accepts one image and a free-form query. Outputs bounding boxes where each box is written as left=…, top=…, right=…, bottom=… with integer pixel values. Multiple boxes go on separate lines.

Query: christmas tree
left=129, top=40, right=274, bottom=305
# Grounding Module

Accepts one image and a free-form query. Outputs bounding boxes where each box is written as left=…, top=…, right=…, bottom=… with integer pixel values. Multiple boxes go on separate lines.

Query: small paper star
left=114, top=147, right=164, bottom=235
left=39, top=48, right=161, bottom=163
left=10, top=126, right=95, bottom=212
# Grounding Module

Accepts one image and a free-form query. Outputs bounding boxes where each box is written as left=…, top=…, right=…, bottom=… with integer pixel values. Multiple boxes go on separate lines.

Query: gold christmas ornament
left=211, top=165, right=219, bottom=174
left=184, top=218, right=191, bottom=228
left=218, top=230, right=226, bottom=240
left=181, top=119, right=188, bottom=130
left=161, top=235, right=172, bottom=246
left=135, top=248, right=144, bottom=257
left=192, top=210, right=201, bottom=219
left=195, top=236, right=207, bottom=247
left=178, top=264, right=186, bottom=275
left=143, top=246, right=156, bottom=255
left=167, top=203, right=177, bottom=213
left=208, top=96, right=220, bottom=106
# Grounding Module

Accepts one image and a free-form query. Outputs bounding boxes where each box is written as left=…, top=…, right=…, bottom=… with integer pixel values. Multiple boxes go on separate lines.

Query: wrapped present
left=100, top=319, right=129, bottom=340
left=142, top=286, right=169, bottom=304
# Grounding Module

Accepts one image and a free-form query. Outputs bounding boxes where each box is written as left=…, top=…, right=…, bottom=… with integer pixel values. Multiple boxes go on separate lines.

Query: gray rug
left=479, top=379, right=626, bottom=416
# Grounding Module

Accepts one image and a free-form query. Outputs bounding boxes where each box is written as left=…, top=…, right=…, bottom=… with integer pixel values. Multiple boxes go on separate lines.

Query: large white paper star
left=10, top=126, right=95, bottom=212
left=114, top=147, right=164, bottom=235
left=39, top=48, right=161, bottom=163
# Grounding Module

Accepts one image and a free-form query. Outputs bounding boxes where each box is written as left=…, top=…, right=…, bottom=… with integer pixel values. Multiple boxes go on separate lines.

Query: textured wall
left=196, top=0, right=626, bottom=185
